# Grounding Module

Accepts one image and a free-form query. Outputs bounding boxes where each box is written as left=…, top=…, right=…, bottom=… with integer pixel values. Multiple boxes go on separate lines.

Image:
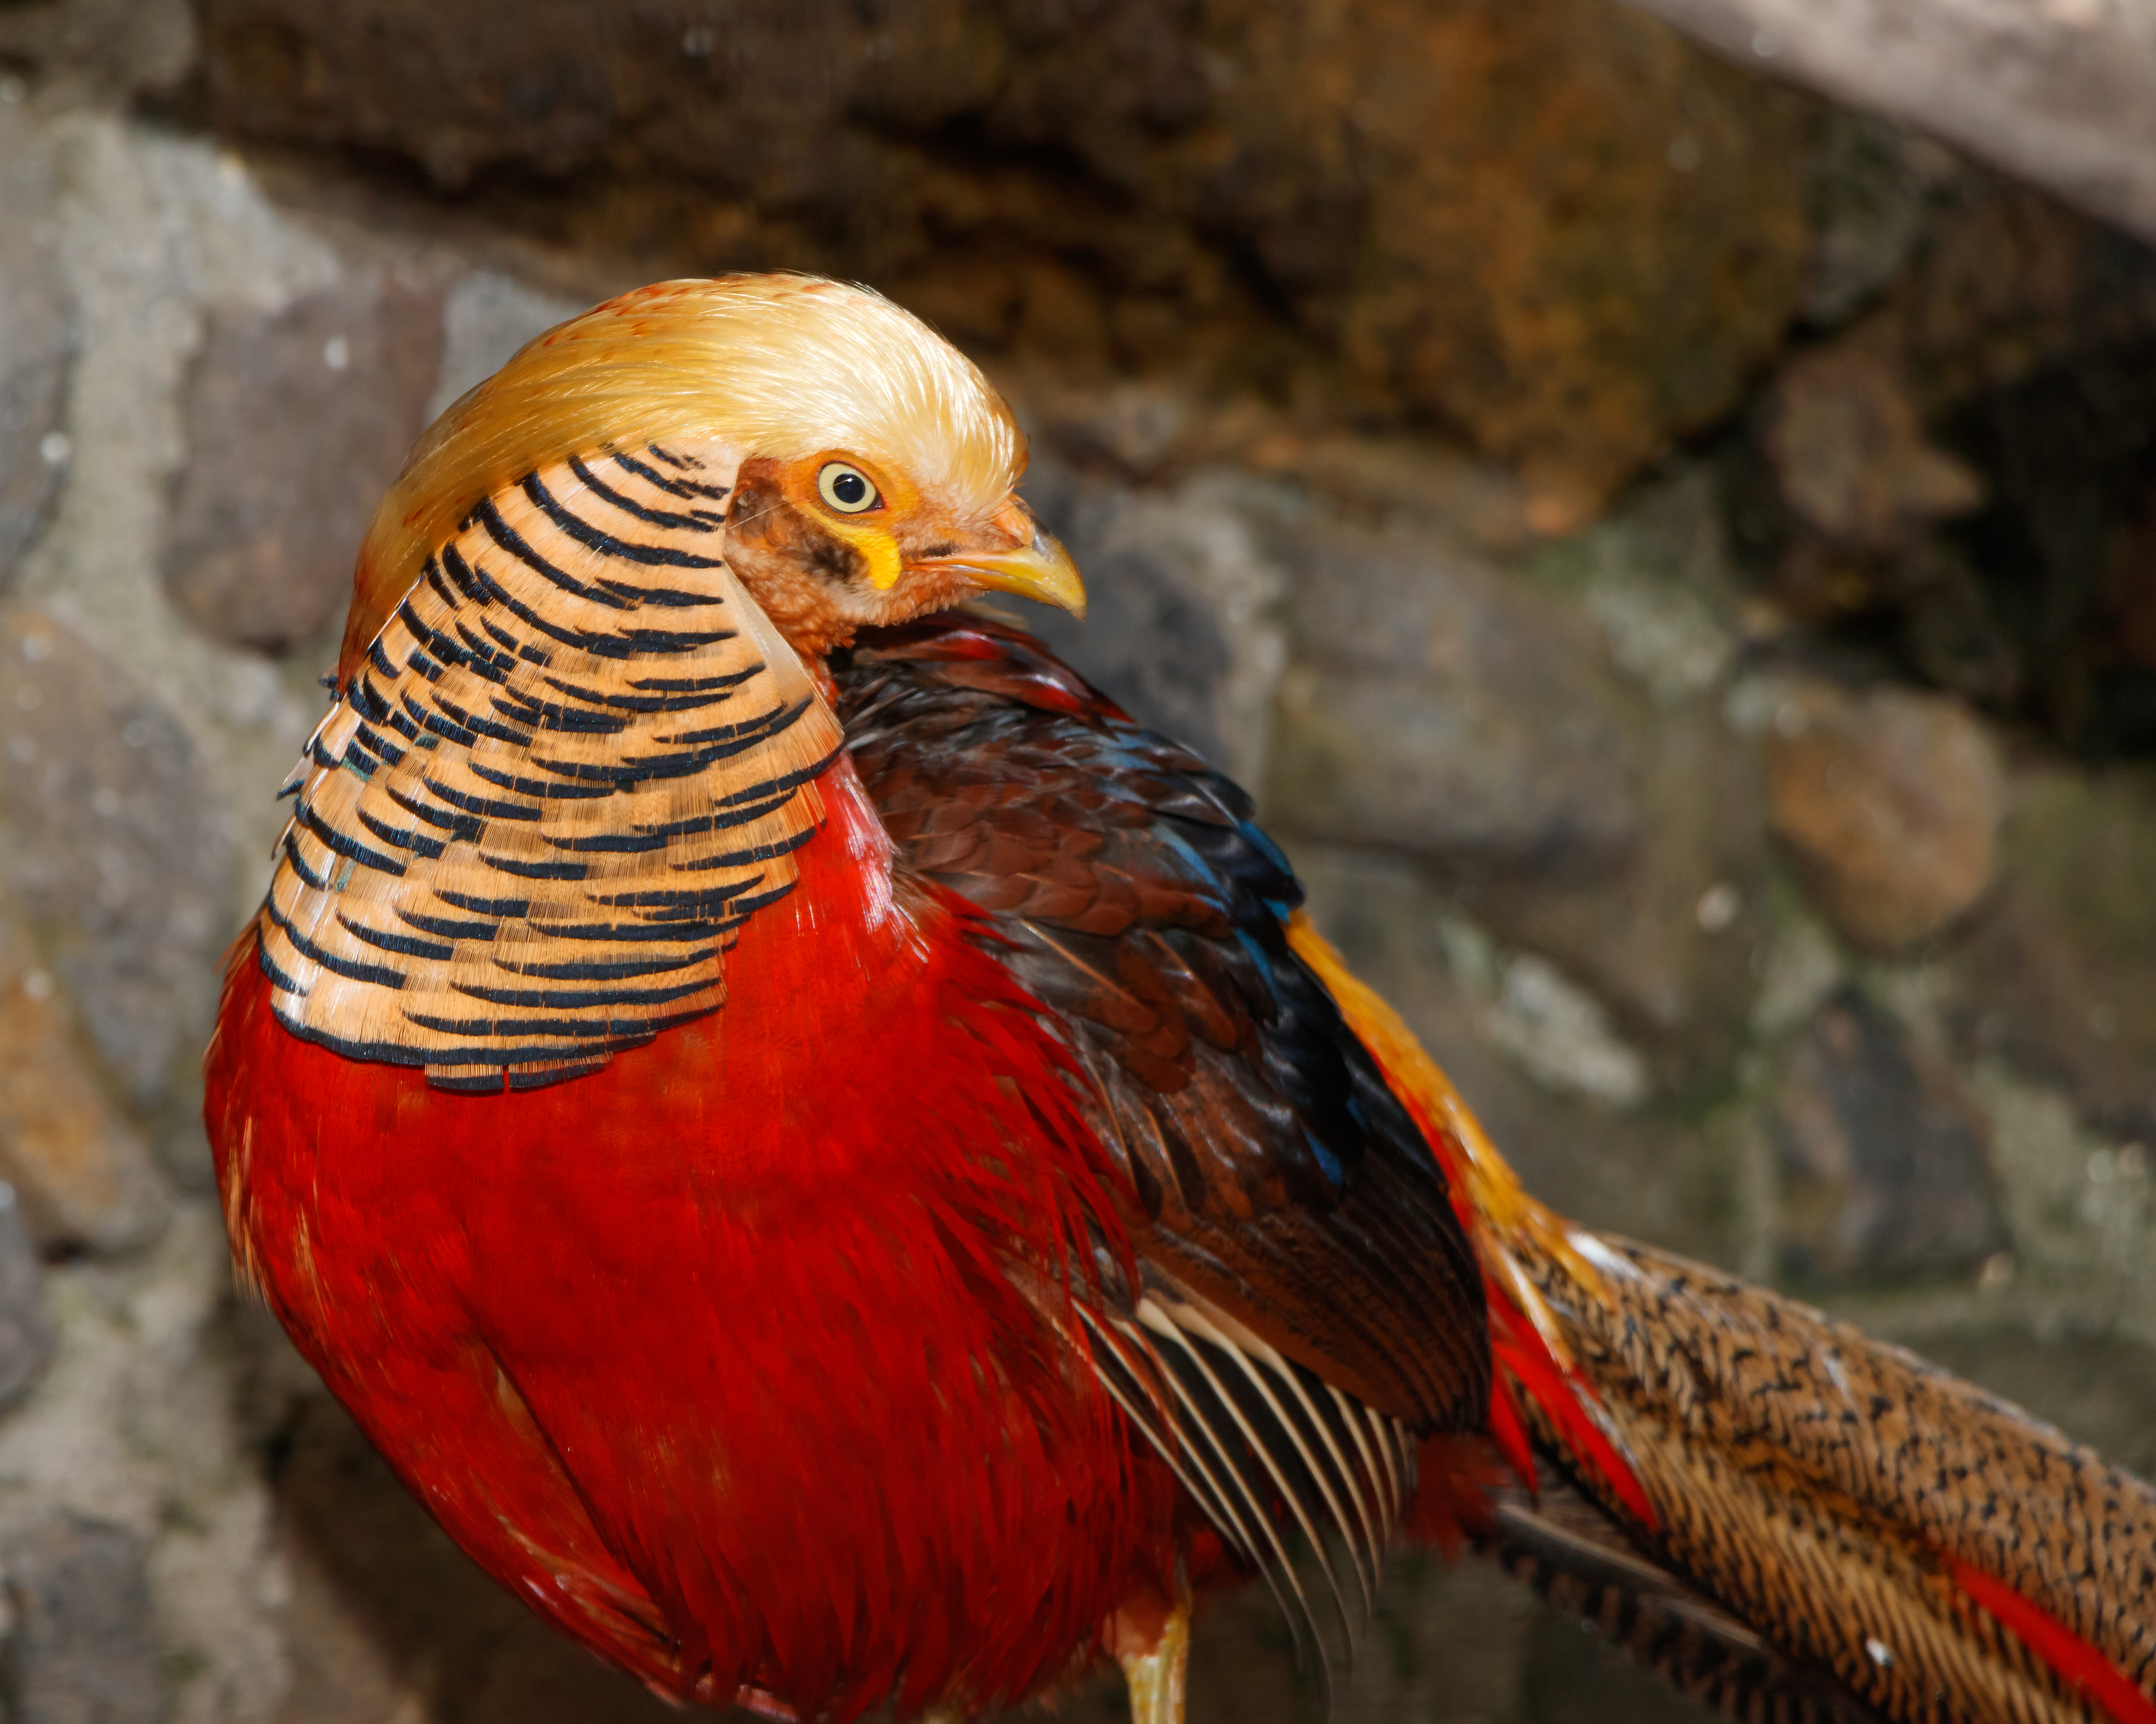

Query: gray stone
left=1267, top=519, right=1767, bottom=1091
left=1293, top=843, right=1736, bottom=1263
left=0, top=896, right=169, bottom=1255
left=165, top=263, right=444, bottom=655
left=1950, top=762, right=2156, bottom=1146
left=1626, top=0, right=2156, bottom=247
left=425, top=270, right=587, bottom=422
left=3, top=1514, right=164, bottom=1724
left=1485, top=953, right=1652, bottom=1110
left=1775, top=987, right=2006, bottom=1288
left=1414, top=472, right=1769, bottom=1088
left=1022, top=455, right=1286, bottom=784
left=1268, top=528, right=1637, bottom=876
left=0, top=607, right=230, bottom=1121
left=1763, top=327, right=1984, bottom=550
left=1767, top=679, right=2004, bottom=954
left=1455, top=689, right=1768, bottom=1090
left=0, top=0, right=195, bottom=102
left=1015, top=375, right=1205, bottom=485
left=0, top=1206, right=287, bottom=1721
left=1020, top=459, right=1239, bottom=768
left=1800, top=109, right=1955, bottom=330
left=0, top=105, right=75, bottom=593
left=0, top=1177, right=53, bottom=1412
left=1237, top=430, right=1536, bottom=555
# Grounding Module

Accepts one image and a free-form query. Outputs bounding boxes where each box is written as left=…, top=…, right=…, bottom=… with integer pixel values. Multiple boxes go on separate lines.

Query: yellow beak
left=907, top=500, right=1087, bottom=619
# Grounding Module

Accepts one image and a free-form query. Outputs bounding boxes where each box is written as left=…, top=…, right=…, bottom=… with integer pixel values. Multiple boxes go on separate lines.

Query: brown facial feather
left=724, top=458, right=986, bottom=657
left=837, top=615, right=1490, bottom=1437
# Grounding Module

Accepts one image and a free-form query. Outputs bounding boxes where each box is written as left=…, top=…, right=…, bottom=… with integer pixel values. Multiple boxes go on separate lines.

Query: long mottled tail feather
left=1484, top=1470, right=1884, bottom=1724
left=1505, top=1229, right=2156, bottom=1724
left=1287, top=912, right=2156, bottom=1724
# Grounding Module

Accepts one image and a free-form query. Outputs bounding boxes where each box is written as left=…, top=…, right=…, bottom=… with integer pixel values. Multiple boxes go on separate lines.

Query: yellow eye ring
left=816, top=462, right=880, bottom=514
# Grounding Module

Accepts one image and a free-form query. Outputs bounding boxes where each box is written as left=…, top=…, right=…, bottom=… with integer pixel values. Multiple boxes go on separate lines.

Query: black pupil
left=832, top=471, right=867, bottom=506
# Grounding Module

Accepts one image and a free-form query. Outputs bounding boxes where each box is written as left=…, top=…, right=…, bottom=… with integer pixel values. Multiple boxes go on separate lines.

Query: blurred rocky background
left=0, top=0, right=2150, bottom=1718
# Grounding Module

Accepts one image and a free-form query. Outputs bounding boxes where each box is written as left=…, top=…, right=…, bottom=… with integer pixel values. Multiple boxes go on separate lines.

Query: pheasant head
left=276, top=274, right=1082, bottom=1090
left=342, top=272, right=1082, bottom=671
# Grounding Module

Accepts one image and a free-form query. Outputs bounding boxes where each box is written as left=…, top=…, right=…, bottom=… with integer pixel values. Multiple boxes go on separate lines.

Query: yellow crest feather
left=340, top=274, right=1025, bottom=672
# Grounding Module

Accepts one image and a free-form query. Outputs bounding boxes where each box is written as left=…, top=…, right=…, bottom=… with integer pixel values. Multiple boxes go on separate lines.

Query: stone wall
left=0, top=1, right=2150, bottom=1720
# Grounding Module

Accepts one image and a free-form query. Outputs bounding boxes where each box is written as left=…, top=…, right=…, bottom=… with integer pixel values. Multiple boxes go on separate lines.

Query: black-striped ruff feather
left=262, top=440, right=844, bottom=1090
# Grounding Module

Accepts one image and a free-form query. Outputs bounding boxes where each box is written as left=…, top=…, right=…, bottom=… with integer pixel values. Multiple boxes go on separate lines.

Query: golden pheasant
left=204, top=274, right=2156, bottom=1724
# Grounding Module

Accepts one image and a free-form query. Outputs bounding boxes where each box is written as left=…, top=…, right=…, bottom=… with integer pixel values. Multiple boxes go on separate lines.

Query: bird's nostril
left=989, top=500, right=1034, bottom=547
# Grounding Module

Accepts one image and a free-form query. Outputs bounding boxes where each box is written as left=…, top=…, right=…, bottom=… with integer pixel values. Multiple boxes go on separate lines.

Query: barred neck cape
left=208, top=272, right=2156, bottom=1724
left=262, top=438, right=842, bottom=1088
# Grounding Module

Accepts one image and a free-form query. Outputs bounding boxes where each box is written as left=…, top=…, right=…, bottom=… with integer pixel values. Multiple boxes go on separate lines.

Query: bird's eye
left=816, top=462, right=880, bottom=514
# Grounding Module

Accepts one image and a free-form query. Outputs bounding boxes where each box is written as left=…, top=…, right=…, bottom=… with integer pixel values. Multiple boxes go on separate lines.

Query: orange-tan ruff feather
left=209, top=275, right=2156, bottom=1724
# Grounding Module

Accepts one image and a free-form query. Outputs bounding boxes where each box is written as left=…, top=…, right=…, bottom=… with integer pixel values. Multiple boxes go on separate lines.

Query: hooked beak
left=907, top=499, right=1087, bottom=619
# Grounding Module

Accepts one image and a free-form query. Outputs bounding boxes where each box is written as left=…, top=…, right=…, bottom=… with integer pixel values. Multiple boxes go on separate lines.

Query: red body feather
left=209, top=759, right=1181, bottom=1717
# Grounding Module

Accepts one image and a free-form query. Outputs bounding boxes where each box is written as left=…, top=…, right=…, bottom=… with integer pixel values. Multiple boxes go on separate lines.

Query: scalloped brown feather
left=839, top=620, right=1490, bottom=1438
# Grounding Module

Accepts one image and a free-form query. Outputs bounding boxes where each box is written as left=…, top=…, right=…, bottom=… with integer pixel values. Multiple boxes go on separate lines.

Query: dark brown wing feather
left=837, top=616, right=1487, bottom=1436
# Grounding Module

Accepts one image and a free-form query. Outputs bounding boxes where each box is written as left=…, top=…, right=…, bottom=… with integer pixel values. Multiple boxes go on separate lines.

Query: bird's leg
left=1106, top=1590, right=1190, bottom=1724
left=1118, top=1610, right=1189, bottom=1724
